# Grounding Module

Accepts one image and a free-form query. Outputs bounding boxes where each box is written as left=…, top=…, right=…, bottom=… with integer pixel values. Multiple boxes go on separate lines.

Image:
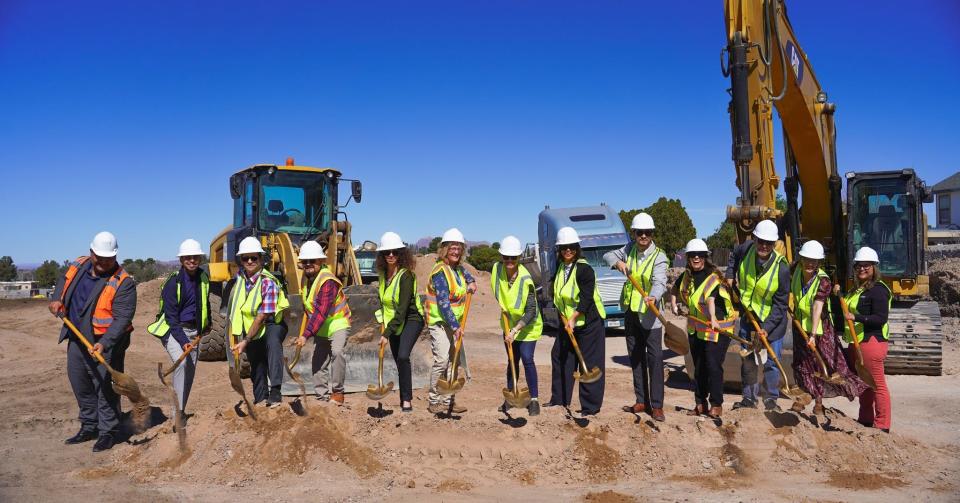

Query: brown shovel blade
left=502, top=387, right=531, bottom=409
left=101, top=360, right=145, bottom=403
left=366, top=381, right=395, bottom=401
left=436, top=377, right=465, bottom=396
left=573, top=367, right=603, bottom=384
left=157, top=362, right=170, bottom=387
left=229, top=366, right=257, bottom=420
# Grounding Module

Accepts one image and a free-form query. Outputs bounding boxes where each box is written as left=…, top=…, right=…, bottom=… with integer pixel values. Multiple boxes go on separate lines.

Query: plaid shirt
left=303, top=279, right=338, bottom=338
left=242, top=270, right=279, bottom=314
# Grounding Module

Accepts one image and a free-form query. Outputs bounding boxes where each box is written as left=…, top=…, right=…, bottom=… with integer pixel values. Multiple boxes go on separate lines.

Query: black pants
left=389, top=319, right=423, bottom=403
left=67, top=335, right=129, bottom=435
left=549, top=317, right=605, bottom=414
left=246, top=321, right=288, bottom=403
left=690, top=334, right=731, bottom=407
left=625, top=312, right=664, bottom=408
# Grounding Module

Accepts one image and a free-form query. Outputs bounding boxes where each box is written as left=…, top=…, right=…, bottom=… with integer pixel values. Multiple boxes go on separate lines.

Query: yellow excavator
left=199, top=158, right=401, bottom=391
left=722, top=0, right=942, bottom=374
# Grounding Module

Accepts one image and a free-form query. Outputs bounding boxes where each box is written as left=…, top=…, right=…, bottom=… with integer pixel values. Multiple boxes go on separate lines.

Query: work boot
left=732, top=398, right=757, bottom=410
left=686, top=403, right=706, bottom=416
left=65, top=427, right=98, bottom=445
left=267, top=388, right=283, bottom=408
left=650, top=407, right=665, bottom=422
left=764, top=398, right=781, bottom=412
left=499, top=400, right=511, bottom=413
left=812, top=403, right=826, bottom=416
left=427, top=403, right=447, bottom=415
left=708, top=406, right=722, bottom=418
left=527, top=399, right=540, bottom=416
left=790, top=400, right=806, bottom=413
left=448, top=402, right=467, bottom=414
left=92, top=434, right=115, bottom=452
left=331, top=392, right=345, bottom=406
left=622, top=403, right=646, bottom=414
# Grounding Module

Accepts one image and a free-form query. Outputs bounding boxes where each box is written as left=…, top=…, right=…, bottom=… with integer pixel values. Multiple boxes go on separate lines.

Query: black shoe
left=732, top=399, right=757, bottom=410
left=65, top=428, right=98, bottom=445
left=499, top=400, right=511, bottom=413
left=267, top=388, right=283, bottom=408
left=763, top=398, right=781, bottom=412
left=92, top=434, right=115, bottom=452
left=880, top=428, right=890, bottom=433
left=401, top=404, right=413, bottom=413
left=527, top=400, right=540, bottom=416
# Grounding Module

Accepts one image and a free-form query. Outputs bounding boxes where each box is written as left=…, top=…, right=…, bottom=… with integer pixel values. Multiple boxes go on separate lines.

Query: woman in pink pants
left=842, top=247, right=892, bottom=432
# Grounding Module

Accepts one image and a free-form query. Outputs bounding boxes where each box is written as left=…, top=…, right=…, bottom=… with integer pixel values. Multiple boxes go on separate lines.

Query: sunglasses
left=633, top=229, right=653, bottom=237
left=756, top=239, right=775, bottom=247
left=558, top=245, right=578, bottom=252
left=240, top=255, right=260, bottom=263
left=381, top=249, right=399, bottom=257
left=688, top=252, right=708, bottom=259
left=853, top=262, right=874, bottom=270
left=502, top=256, right=518, bottom=262
left=300, top=259, right=321, bottom=265
left=181, top=255, right=202, bottom=262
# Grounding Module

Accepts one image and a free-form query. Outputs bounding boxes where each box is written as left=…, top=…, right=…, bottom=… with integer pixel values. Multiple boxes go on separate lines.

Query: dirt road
left=1, top=293, right=957, bottom=502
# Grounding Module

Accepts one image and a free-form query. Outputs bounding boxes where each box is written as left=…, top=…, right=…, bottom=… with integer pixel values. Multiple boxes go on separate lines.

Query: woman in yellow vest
left=295, top=241, right=351, bottom=406
left=842, top=246, right=892, bottom=432
left=789, top=240, right=867, bottom=415
left=229, top=237, right=290, bottom=407
left=547, top=227, right=606, bottom=416
left=670, top=239, right=736, bottom=418
left=727, top=219, right=790, bottom=411
left=424, top=228, right=477, bottom=415
left=375, top=232, right=423, bottom=413
left=492, top=236, right=543, bottom=416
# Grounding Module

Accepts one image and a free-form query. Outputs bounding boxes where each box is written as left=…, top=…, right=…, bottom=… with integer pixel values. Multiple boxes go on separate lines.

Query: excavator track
left=885, top=301, right=943, bottom=376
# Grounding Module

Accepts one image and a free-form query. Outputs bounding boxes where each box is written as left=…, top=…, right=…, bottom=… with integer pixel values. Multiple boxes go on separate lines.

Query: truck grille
left=596, top=278, right=625, bottom=305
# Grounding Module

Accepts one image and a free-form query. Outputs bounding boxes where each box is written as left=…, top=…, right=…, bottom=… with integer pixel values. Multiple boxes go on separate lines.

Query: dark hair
left=375, top=247, right=416, bottom=274
left=678, top=257, right=725, bottom=303
left=554, top=243, right=582, bottom=263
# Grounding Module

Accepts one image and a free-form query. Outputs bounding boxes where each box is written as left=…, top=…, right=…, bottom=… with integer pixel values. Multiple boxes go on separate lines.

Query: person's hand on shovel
left=806, top=337, right=816, bottom=350
left=231, top=339, right=249, bottom=354
left=564, top=312, right=579, bottom=335
left=48, top=301, right=64, bottom=317
left=710, top=318, right=721, bottom=333
left=295, top=335, right=307, bottom=347
left=844, top=311, right=856, bottom=322
left=504, top=324, right=521, bottom=344
left=89, top=342, right=104, bottom=357
left=453, top=326, right=464, bottom=344
left=182, top=341, right=194, bottom=353
left=379, top=335, right=389, bottom=348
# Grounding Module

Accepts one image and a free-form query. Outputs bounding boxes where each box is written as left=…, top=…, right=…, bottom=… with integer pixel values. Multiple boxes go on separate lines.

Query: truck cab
left=534, top=204, right=629, bottom=333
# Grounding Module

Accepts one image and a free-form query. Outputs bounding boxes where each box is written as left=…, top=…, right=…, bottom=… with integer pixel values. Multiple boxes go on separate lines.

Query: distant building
left=932, top=171, right=960, bottom=229
left=0, top=281, right=39, bottom=299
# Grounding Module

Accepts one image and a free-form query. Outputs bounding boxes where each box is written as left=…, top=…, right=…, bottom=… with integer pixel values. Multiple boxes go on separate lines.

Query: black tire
left=199, top=294, right=250, bottom=377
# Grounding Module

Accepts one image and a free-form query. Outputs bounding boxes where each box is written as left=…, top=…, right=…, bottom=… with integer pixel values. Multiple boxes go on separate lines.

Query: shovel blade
left=110, top=369, right=146, bottom=403
left=157, top=362, right=169, bottom=387
left=436, top=377, right=465, bottom=396
left=855, top=362, right=877, bottom=390
left=780, top=385, right=807, bottom=399
left=502, top=387, right=531, bottom=409
left=826, top=374, right=847, bottom=386
left=365, top=382, right=395, bottom=401
left=574, top=367, right=603, bottom=384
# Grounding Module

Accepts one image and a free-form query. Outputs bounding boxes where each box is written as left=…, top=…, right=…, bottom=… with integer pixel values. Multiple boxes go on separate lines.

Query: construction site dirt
left=1, top=274, right=958, bottom=502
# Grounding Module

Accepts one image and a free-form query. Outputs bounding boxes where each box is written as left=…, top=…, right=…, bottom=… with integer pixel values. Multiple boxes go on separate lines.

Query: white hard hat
left=298, top=241, right=326, bottom=260
left=630, top=212, right=655, bottom=230
left=685, top=238, right=709, bottom=254
left=177, top=238, right=203, bottom=257
left=378, top=231, right=405, bottom=251
left=798, top=240, right=825, bottom=260
left=752, top=220, right=779, bottom=242
left=237, top=236, right=265, bottom=255
left=556, top=227, right=580, bottom=246
left=90, top=231, right=118, bottom=257
left=853, top=246, right=879, bottom=264
left=441, top=227, right=465, bottom=244
left=499, top=236, right=523, bottom=256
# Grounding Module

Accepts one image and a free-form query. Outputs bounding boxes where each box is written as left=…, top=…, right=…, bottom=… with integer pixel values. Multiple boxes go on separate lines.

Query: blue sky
left=2, top=1, right=958, bottom=264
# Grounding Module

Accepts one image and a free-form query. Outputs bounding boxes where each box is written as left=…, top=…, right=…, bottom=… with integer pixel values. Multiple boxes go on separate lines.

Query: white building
left=0, top=281, right=39, bottom=299
left=932, top=171, right=960, bottom=229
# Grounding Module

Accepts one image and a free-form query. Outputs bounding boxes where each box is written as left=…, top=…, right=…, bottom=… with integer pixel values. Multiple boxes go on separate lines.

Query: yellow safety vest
left=843, top=282, right=892, bottom=343
left=376, top=268, right=424, bottom=336
left=737, top=244, right=785, bottom=322
left=147, top=269, right=210, bottom=337
left=491, top=262, right=543, bottom=341
left=424, top=262, right=468, bottom=326
left=302, top=267, right=351, bottom=338
left=229, top=270, right=289, bottom=341
left=553, top=259, right=606, bottom=327
left=790, top=268, right=830, bottom=336
left=680, top=271, right=736, bottom=342
left=621, top=244, right=664, bottom=313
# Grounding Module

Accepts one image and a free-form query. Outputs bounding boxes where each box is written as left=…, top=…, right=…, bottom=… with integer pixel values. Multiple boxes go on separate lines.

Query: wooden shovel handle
left=625, top=274, right=668, bottom=326
left=61, top=316, right=108, bottom=367
left=162, top=334, right=202, bottom=378
left=838, top=297, right=865, bottom=366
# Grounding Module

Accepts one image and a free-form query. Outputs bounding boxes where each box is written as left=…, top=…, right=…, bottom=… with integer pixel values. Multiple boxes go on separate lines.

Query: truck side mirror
left=351, top=180, right=362, bottom=203
left=229, top=175, right=242, bottom=199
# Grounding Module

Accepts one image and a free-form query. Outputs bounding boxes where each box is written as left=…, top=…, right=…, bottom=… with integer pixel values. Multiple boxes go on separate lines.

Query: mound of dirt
left=929, top=258, right=960, bottom=317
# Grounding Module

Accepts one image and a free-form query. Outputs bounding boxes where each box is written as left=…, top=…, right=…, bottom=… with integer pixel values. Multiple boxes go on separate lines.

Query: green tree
left=34, top=260, right=61, bottom=288
left=619, top=197, right=696, bottom=258
left=491, top=242, right=500, bottom=250
left=0, top=256, right=16, bottom=281
left=705, top=221, right=738, bottom=251
left=466, top=245, right=500, bottom=273
left=122, top=258, right=161, bottom=282
left=428, top=237, right=442, bottom=254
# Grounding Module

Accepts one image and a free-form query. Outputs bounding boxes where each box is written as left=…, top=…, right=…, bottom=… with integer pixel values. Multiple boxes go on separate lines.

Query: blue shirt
left=180, top=270, right=198, bottom=323
left=68, top=270, right=99, bottom=323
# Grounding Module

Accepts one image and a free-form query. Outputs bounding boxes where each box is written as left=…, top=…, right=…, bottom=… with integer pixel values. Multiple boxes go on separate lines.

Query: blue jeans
left=740, top=324, right=783, bottom=402
left=506, top=339, right=538, bottom=398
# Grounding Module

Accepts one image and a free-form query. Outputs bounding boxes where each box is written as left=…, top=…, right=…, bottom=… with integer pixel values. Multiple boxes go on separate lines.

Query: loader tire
left=199, top=294, right=250, bottom=377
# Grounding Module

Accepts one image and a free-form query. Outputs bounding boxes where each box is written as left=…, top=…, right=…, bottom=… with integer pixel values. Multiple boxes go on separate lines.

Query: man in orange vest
left=49, top=232, right=137, bottom=452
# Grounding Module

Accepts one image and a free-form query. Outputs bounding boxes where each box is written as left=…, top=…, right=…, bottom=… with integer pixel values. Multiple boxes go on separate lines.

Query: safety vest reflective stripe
left=737, top=245, right=784, bottom=322
left=377, top=268, right=424, bottom=334
left=147, top=270, right=211, bottom=338
left=622, top=245, right=663, bottom=313
left=842, top=281, right=892, bottom=343
left=230, top=270, right=289, bottom=340
left=790, top=269, right=829, bottom=336
left=301, top=268, right=350, bottom=338
left=553, top=259, right=606, bottom=327
left=60, top=256, right=133, bottom=335
left=491, top=262, right=543, bottom=341
left=682, top=271, right=734, bottom=342
left=425, top=262, right=467, bottom=326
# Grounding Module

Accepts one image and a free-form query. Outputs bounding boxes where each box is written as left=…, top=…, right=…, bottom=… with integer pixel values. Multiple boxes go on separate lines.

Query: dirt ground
left=1, top=277, right=958, bottom=502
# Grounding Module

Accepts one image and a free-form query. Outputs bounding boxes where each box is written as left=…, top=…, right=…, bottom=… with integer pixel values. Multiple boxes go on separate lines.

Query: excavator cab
left=846, top=169, right=932, bottom=293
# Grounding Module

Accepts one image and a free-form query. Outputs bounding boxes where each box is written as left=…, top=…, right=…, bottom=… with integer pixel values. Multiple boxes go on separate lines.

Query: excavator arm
left=724, top=0, right=846, bottom=276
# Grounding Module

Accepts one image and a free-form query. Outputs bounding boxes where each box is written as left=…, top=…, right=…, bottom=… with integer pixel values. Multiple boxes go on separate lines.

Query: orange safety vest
left=61, top=256, right=133, bottom=335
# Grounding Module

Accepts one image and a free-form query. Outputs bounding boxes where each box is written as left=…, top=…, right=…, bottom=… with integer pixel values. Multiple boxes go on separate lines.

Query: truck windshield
left=849, top=178, right=911, bottom=276
left=258, top=171, right=332, bottom=234
left=580, top=246, right=621, bottom=269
